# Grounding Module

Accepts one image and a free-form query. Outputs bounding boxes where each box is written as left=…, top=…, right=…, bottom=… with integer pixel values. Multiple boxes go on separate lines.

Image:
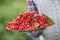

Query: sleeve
left=26, top=0, right=38, bottom=13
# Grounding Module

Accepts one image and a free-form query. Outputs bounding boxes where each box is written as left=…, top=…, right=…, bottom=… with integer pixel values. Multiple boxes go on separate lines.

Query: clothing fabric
left=27, top=0, right=38, bottom=12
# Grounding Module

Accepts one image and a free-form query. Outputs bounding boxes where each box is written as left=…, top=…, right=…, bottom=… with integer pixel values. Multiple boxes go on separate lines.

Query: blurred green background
left=0, top=0, right=32, bottom=40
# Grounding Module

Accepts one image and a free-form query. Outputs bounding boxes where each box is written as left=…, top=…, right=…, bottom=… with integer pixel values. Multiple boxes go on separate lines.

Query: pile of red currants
left=6, top=12, right=52, bottom=31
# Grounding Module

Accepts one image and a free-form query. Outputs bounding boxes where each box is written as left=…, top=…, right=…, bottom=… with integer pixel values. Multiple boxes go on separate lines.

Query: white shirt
left=33, top=0, right=60, bottom=40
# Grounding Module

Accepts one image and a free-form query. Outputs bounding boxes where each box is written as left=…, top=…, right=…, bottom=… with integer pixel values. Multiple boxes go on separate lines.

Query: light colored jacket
left=33, top=0, right=60, bottom=40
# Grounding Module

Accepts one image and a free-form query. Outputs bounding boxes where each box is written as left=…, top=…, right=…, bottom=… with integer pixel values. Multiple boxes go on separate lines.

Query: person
left=27, top=0, right=60, bottom=40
